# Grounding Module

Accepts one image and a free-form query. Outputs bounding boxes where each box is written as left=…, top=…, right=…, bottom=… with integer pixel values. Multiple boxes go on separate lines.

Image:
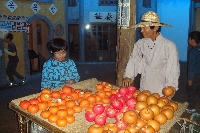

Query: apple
left=111, top=99, right=123, bottom=110
left=94, top=114, right=107, bottom=126
left=109, top=94, right=118, bottom=103
left=93, top=104, right=105, bottom=115
left=125, top=94, right=134, bottom=100
left=115, top=111, right=124, bottom=121
left=115, top=120, right=127, bottom=130
left=85, top=111, right=97, bottom=122
left=119, top=87, right=129, bottom=96
left=116, top=92, right=122, bottom=98
left=117, top=96, right=126, bottom=104
left=120, top=105, right=129, bottom=113
left=127, top=86, right=136, bottom=94
left=106, top=106, right=117, bottom=118
left=126, top=98, right=137, bottom=110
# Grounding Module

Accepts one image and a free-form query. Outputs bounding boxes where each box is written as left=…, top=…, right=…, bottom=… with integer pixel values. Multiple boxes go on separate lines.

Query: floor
left=0, top=62, right=199, bottom=133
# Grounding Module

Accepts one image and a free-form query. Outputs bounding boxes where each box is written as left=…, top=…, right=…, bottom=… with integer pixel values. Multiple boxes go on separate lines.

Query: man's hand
left=168, top=87, right=176, bottom=99
left=122, top=77, right=134, bottom=87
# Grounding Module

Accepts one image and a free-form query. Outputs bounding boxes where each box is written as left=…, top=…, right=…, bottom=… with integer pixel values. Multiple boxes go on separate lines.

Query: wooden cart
left=9, top=78, right=190, bottom=133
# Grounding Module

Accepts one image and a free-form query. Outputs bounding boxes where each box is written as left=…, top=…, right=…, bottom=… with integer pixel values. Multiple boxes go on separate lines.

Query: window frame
left=28, top=0, right=53, bottom=3
left=84, top=23, right=117, bottom=62
left=99, top=0, right=118, bottom=6
left=68, top=0, right=77, bottom=7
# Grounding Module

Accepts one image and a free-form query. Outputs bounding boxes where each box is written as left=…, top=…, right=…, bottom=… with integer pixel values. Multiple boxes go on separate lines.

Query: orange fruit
left=111, top=89, right=118, bottom=94
left=38, top=102, right=48, bottom=110
left=79, top=99, right=90, bottom=108
left=57, top=109, right=68, bottom=117
left=65, top=115, right=75, bottom=124
left=58, top=105, right=67, bottom=110
left=48, top=114, right=58, bottom=123
left=84, top=91, right=92, bottom=99
left=40, top=110, right=51, bottom=119
left=87, top=95, right=96, bottom=103
left=56, top=117, right=68, bottom=127
left=73, top=105, right=82, bottom=113
left=102, top=97, right=110, bottom=104
left=51, top=91, right=60, bottom=98
left=96, top=101, right=104, bottom=105
left=74, top=89, right=82, bottom=93
left=57, top=99, right=66, bottom=106
left=96, top=91, right=106, bottom=98
left=48, top=100, right=58, bottom=107
left=101, top=82, right=109, bottom=86
left=78, top=92, right=84, bottom=98
left=41, top=88, right=51, bottom=94
left=96, top=84, right=104, bottom=90
left=66, top=108, right=75, bottom=115
left=95, top=95, right=101, bottom=102
left=40, top=93, right=51, bottom=102
left=103, top=86, right=112, bottom=92
left=105, top=91, right=112, bottom=97
left=37, top=96, right=41, bottom=101
left=85, top=107, right=93, bottom=112
left=70, top=92, right=79, bottom=101
left=65, top=95, right=73, bottom=101
left=27, top=104, right=39, bottom=114
left=62, top=86, right=73, bottom=94
left=77, top=97, right=84, bottom=103
left=49, top=106, right=59, bottom=114
left=66, top=100, right=76, bottom=108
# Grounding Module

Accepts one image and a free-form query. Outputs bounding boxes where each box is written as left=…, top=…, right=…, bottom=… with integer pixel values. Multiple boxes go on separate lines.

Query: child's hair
left=46, top=38, right=68, bottom=53
left=5, top=33, right=13, bottom=40
left=189, top=31, right=200, bottom=44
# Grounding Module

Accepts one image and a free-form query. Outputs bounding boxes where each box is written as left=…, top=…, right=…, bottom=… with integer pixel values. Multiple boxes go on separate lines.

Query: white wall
left=157, top=0, right=190, bottom=62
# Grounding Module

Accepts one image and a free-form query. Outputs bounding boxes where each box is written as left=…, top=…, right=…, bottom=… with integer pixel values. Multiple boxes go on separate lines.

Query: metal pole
left=79, top=0, right=85, bottom=62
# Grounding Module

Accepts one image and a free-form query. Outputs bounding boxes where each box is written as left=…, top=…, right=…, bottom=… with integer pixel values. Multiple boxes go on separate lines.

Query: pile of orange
left=19, top=82, right=118, bottom=127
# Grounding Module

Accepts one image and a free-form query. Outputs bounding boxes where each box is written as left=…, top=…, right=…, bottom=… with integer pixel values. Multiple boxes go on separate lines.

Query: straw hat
left=132, top=11, right=172, bottom=28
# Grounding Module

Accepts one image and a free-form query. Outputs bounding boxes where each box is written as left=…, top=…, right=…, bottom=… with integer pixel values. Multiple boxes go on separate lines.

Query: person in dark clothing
left=4, top=33, right=26, bottom=86
left=185, top=31, right=200, bottom=113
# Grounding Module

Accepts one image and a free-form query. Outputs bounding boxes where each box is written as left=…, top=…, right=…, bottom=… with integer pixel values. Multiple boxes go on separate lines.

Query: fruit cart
left=175, top=114, right=200, bottom=133
left=9, top=78, right=189, bottom=133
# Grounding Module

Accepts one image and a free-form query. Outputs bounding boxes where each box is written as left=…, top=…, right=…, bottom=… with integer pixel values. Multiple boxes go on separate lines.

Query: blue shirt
left=188, top=46, right=200, bottom=80
left=41, top=58, right=80, bottom=90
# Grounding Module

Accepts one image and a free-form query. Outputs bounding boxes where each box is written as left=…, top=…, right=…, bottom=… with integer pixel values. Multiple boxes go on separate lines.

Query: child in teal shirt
left=41, top=38, right=80, bottom=90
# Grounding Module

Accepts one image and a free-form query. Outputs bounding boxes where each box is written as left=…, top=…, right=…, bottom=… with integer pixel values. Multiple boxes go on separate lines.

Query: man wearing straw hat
left=123, top=11, right=180, bottom=96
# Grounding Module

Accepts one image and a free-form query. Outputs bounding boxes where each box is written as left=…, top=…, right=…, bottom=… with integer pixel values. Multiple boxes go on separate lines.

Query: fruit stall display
left=9, top=78, right=188, bottom=133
